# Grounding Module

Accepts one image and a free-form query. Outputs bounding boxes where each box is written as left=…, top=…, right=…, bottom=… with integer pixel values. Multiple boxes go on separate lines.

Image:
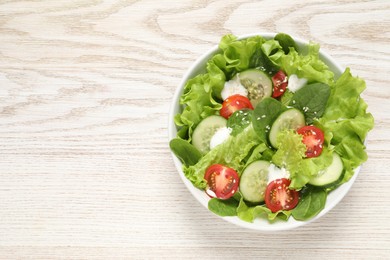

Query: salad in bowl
left=168, top=33, right=374, bottom=231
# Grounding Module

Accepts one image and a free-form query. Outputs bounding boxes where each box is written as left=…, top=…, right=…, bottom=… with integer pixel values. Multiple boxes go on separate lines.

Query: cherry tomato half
left=265, top=178, right=299, bottom=212
left=272, top=70, right=288, bottom=98
left=297, top=125, right=325, bottom=158
left=220, top=94, right=253, bottom=119
left=204, top=164, right=240, bottom=200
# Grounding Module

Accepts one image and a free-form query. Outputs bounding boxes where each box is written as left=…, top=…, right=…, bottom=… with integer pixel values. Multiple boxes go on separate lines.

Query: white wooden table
left=0, top=0, right=389, bottom=258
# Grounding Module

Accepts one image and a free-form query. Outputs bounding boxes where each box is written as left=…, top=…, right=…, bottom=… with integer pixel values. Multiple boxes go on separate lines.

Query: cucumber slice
left=237, top=69, right=272, bottom=107
left=191, top=115, right=227, bottom=154
left=269, top=108, right=305, bottom=148
left=308, top=153, right=344, bottom=187
left=239, top=160, right=270, bottom=203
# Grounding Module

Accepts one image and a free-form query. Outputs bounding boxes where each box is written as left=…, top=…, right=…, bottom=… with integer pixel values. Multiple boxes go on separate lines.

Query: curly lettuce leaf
left=272, top=130, right=333, bottom=189
left=318, top=68, right=374, bottom=183
left=272, top=130, right=306, bottom=167
left=278, top=42, right=334, bottom=85
left=219, top=34, right=261, bottom=73
left=174, top=61, right=226, bottom=141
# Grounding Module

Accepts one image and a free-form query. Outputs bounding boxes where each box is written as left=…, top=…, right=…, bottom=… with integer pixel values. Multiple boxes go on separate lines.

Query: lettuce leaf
left=319, top=68, right=374, bottom=184
left=272, top=130, right=333, bottom=189
left=278, top=42, right=334, bottom=85
left=272, top=130, right=306, bottom=169
left=219, top=34, right=261, bottom=74
left=174, top=78, right=220, bottom=140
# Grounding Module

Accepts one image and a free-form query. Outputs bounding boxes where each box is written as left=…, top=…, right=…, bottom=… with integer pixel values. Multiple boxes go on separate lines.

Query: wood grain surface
left=0, top=0, right=389, bottom=259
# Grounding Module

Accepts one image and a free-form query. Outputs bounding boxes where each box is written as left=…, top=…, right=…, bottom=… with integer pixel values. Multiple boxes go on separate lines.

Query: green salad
left=170, top=33, right=374, bottom=222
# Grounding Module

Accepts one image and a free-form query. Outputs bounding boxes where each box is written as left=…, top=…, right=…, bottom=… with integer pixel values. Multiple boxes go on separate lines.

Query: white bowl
left=168, top=33, right=360, bottom=231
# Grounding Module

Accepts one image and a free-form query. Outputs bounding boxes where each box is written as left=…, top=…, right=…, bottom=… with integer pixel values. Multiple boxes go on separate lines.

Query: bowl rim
left=168, top=32, right=360, bottom=231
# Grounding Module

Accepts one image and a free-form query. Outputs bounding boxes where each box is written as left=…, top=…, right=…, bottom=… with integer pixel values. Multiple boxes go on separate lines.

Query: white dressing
left=209, top=127, right=232, bottom=149
left=287, top=74, right=308, bottom=93
left=267, top=164, right=291, bottom=184
left=221, top=74, right=248, bottom=100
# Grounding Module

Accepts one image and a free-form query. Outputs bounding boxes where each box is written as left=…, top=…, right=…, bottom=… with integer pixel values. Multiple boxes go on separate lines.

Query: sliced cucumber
left=191, top=115, right=227, bottom=154
left=236, top=69, right=272, bottom=107
left=269, top=108, right=305, bottom=148
left=309, top=152, right=344, bottom=188
left=239, top=160, right=270, bottom=203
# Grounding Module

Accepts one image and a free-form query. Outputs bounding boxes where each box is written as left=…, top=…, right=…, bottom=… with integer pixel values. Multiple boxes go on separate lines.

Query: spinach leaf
left=169, top=138, right=202, bottom=166
left=292, top=186, right=327, bottom=221
left=208, top=197, right=239, bottom=217
left=249, top=47, right=280, bottom=75
left=227, top=109, right=253, bottom=136
left=243, top=143, right=272, bottom=168
left=252, top=97, right=286, bottom=146
left=274, top=33, right=298, bottom=54
left=289, top=83, right=331, bottom=124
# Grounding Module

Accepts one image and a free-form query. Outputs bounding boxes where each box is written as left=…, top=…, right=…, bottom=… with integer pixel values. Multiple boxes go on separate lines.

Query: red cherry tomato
left=265, top=178, right=299, bottom=212
left=220, top=94, right=253, bottom=119
left=297, top=125, right=325, bottom=158
left=272, top=70, right=288, bottom=98
left=204, top=164, right=240, bottom=200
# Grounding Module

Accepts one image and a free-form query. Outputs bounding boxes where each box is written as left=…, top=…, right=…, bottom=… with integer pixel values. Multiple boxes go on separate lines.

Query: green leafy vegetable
left=272, top=130, right=306, bottom=168
left=280, top=89, right=294, bottom=106
left=174, top=71, right=224, bottom=141
left=219, top=34, right=264, bottom=77
left=290, top=83, right=331, bottom=124
left=249, top=40, right=282, bottom=75
left=252, top=97, right=286, bottom=145
left=272, top=130, right=333, bottom=189
left=292, top=186, right=327, bottom=220
left=227, top=109, right=253, bottom=136
left=278, top=42, right=334, bottom=85
left=169, top=138, right=202, bottom=166
left=208, top=197, right=239, bottom=217
left=244, top=143, right=273, bottom=168
left=319, top=68, right=374, bottom=184
left=274, top=33, right=298, bottom=54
